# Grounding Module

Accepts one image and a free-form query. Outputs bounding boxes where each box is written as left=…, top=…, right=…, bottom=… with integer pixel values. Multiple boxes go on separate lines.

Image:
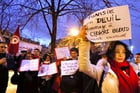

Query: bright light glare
left=69, top=28, right=79, bottom=36
left=130, top=45, right=134, bottom=52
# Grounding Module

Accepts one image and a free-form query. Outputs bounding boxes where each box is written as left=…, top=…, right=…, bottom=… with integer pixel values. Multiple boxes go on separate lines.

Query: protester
left=60, top=47, right=83, bottom=93
left=32, top=48, right=41, bottom=59
left=11, top=50, right=27, bottom=85
left=51, top=60, right=61, bottom=93
left=0, top=42, right=15, bottom=93
left=130, top=53, right=140, bottom=75
left=78, top=26, right=139, bottom=93
left=39, top=53, right=55, bottom=93
left=90, top=42, right=101, bottom=64
left=15, top=50, right=27, bottom=69
left=32, top=48, right=43, bottom=64
left=49, top=53, right=56, bottom=62
left=16, top=52, right=39, bottom=93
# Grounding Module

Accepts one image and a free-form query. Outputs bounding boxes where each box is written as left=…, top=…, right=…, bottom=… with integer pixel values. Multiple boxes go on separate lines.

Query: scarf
left=109, top=60, right=139, bottom=93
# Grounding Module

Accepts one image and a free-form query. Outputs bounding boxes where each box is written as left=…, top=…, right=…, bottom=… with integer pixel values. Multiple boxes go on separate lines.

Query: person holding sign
left=32, top=48, right=41, bottom=59
left=78, top=26, right=139, bottom=93
left=16, top=52, right=39, bottom=93
left=39, top=53, right=55, bottom=93
left=60, top=47, right=83, bottom=93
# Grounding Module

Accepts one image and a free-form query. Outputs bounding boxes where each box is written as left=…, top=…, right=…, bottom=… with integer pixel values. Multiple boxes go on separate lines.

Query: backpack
left=82, top=70, right=105, bottom=93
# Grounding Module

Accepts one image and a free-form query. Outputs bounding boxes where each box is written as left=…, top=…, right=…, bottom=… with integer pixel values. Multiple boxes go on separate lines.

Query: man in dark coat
left=0, top=42, right=15, bottom=93
left=60, top=47, right=83, bottom=93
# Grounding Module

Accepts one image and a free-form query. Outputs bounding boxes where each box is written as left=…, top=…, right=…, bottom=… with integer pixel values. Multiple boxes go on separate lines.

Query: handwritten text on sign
left=19, top=59, right=40, bottom=72
left=84, top=5, right=131, bottom=42
left=55, top=47, right=70, bottom=59
left=61, top=60, right=79, bottom=76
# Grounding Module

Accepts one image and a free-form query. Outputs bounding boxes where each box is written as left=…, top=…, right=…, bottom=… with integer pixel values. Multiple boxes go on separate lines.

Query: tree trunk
left=51, top=14, right=57, bottom=52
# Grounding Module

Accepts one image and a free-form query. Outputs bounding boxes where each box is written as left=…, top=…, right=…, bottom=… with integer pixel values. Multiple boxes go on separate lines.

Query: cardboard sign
left=61, top=60, right=79, bottom=76
left=38, top=62, right=57, bottom=77
left=84, top=5, right=131, bottom=42
left=19, top=59, right=40, bottom=72
left=55, top=47, right=70, bottom=59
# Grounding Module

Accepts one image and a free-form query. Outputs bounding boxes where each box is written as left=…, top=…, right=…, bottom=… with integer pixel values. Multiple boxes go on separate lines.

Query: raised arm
left=78, top=26, right=104, bottom=83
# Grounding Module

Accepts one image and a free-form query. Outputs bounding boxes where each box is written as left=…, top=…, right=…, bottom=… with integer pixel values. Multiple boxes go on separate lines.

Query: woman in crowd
left=39, top=53, right=55, bottom=93
left=78, top=26, right=139, bottom=93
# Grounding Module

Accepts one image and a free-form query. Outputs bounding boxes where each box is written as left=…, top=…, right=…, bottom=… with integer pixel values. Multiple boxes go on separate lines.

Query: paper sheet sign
left=19, top=59, right=40, bottom=72
left=55, top=47, right=70, bottom=59
left=84, top=5, right=131, bottom=42
left=38, top=62, right=57, bottom=77
left=61, top=60, right=79, bottom=76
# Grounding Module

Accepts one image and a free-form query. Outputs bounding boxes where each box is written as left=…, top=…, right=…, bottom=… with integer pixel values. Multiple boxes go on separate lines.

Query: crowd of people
left=0, top=26, right=140, bottom=93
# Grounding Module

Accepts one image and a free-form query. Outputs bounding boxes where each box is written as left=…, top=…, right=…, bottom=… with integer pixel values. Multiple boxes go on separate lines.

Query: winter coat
left=78, top=40, right=119, bottom=93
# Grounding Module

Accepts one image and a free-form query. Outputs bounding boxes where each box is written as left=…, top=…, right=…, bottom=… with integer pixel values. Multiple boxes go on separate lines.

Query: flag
left=8, top=25, right=20, bottom=55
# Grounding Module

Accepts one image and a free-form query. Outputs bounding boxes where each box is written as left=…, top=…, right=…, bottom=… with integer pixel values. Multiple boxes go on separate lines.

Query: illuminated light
left=69, top=28, right=79, bottom=36
left=130, top=45, right=134, bottom=52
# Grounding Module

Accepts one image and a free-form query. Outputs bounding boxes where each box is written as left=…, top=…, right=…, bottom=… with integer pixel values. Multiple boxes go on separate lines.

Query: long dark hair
left=43, top=53, right=52, bottom=63
left=106, top=41, right=132, bottom=61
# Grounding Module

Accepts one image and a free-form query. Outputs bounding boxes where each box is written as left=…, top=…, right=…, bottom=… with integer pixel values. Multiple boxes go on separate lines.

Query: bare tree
left=1, top=0, right=79, bottom=52
left=0, top=0, right=34, bottom=32
left=37, top=0, right=78, bottom=52
left=0, top=0, right=14, bottom=32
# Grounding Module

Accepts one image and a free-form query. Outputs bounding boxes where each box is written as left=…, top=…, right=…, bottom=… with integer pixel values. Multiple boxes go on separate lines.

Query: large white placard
left=61, top=60, right=79, bottom=76
left=19, top=59, right=40, bottom=72
left=55, top=47, right=70, bottom=59
left=38, top=62, right=58, bottom=77
left=84, top=5, right=131, bottom=42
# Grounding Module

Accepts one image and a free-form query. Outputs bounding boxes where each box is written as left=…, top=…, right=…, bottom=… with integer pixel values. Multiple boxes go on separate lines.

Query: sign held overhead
left=84, top=5, right=131, bottom=42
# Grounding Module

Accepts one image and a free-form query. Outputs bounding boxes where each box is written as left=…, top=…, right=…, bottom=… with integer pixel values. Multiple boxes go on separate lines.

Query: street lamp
left=68, top=28, right=79, bottom=36
left=67, top=27, right=80, bottom=48
left=130, top=45, right=134, bottom=53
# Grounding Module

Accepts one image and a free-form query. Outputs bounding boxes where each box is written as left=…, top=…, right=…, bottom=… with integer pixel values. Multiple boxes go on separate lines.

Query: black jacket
left=0, top=53, right=15, bottom=93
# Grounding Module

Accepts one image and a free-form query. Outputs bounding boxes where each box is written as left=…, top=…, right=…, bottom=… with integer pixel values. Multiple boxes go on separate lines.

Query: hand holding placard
left=61, top=60, right=79, bottom=76
left=84, top=5, right=131, bottom=42
left=19, top=59, right=40, bottom=72
left=38, top=62, right=57, bottom=77
left=55, top=47, right=70, bottom=60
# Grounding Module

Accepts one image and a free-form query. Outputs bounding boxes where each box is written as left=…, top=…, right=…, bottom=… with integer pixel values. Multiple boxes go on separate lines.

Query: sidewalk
left=6, top=70, right=17, bottom=93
